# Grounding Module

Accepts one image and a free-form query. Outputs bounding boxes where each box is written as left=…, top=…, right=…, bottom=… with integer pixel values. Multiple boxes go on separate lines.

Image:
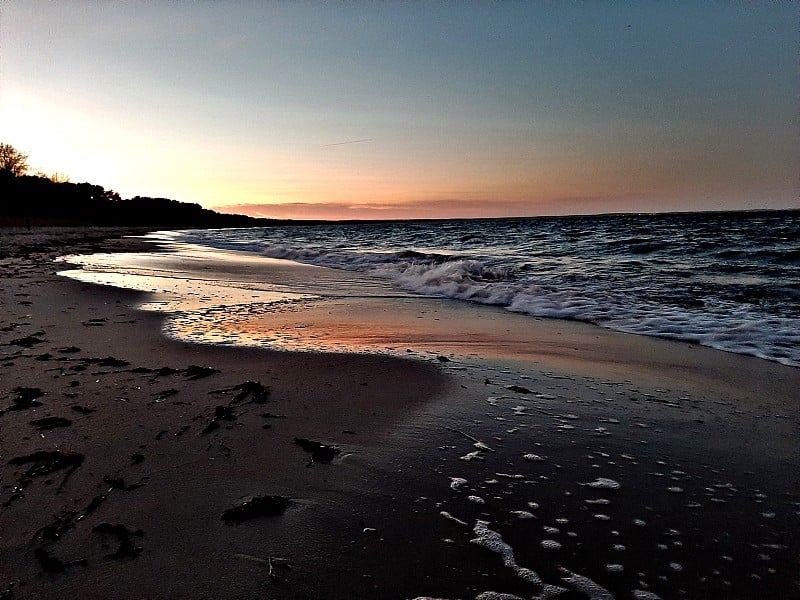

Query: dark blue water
left=173, top=210, right=800, bottom=367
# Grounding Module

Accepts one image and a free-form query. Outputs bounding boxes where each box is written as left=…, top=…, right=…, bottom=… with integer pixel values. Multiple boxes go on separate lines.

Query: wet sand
left=1, top=228, right=798, bottom=599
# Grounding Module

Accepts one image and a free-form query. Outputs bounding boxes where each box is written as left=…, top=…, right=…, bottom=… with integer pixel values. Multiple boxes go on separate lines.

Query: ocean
left=50, top=211, right=800, bottom=598
left=165, top=210, right=799, bottom=367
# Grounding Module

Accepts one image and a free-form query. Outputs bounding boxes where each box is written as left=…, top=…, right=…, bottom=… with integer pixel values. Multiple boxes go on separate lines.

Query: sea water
left=166, top=210, right=799, bottom=367
left=54, top=211, right=799, bottom=598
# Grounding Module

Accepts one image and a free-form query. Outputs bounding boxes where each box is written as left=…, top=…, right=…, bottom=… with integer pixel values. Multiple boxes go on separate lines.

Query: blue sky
left=1, top=2, right=797, bottom=219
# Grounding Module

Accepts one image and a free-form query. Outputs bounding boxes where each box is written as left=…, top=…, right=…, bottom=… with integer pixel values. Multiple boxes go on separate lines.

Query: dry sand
left=1, top=228, right=797, bottom=599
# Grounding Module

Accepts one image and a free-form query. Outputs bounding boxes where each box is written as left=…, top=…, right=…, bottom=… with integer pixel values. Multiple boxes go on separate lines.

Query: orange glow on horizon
left=3, top=80, right=796, bottom=220
left=214, top=195, right=654, bottom=221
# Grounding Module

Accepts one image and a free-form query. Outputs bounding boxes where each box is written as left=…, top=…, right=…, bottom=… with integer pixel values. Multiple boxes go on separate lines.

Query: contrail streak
left=323, top=138, right=376, bottom=147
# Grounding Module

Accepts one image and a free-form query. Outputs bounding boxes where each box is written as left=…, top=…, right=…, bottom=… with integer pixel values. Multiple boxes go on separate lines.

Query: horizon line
left=216, top=205, right=800, bottom=227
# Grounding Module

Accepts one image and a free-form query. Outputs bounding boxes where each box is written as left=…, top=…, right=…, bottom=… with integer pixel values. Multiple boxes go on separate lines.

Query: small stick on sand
left=445, top=427, right=495, bottom=451
left=233, top=553, right=269, bottom=566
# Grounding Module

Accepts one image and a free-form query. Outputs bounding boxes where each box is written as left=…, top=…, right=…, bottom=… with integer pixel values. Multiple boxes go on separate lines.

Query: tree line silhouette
left=0, top=143, right=280, bottom=228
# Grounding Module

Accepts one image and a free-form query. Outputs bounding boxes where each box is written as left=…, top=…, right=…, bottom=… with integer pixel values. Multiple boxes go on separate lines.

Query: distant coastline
left=2, top=168, right=797, bottom=230
left=0, top=170, right=282, bottom=229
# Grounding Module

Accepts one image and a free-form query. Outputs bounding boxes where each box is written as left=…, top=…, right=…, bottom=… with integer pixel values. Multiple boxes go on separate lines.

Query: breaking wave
left=169, top=211, right=800, bottom=367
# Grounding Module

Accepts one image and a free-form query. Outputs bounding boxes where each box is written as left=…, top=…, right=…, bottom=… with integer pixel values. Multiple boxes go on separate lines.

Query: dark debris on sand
left=201, top=381, right=272, bottom=434
left=3, top=451, right=84, bottom=503
left=32, top=470, right=146, bottom=544
left=92, top=523, right=143, bottom=559
left=8, top=335, right=46, bottom=348
left=88, top=356, right=130, bottom=368
left=231, top=380, right=271, bottom=404
left=9, top=450, right=84, bottom=480
left=34, top=548, right=87, bottom=573
left=221, top=495, right=291, bottom=524
left=81, top=318, right=106, bottom=327
left=153, top=388, right=179, bottom=400
left=201, top=405, right=237, bottom=434
left=81, top=493, right=108, bottom=519
left=294, top=438, right=341, bottom=464
left=102, top=475, right=147, bottom=491
left=184, top=365, right=219, bottom=380
left=36, top=511, right=79, bottom=542
left=155, top=367, right=181, bottom=376
left=30, top=416, right=72, bottom=430
left=506, top=384, right=533, bottom=394
left=7, top=387, right=45, bottom=410
left=260, top=412, right=286, bottom=419
left=128, top=365, right=218, bottom=379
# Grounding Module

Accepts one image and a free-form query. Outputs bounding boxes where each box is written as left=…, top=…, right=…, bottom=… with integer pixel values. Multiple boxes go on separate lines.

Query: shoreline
left=1, top=228, right=798, bottom=599
left=57, top=235, right=800, bottom=406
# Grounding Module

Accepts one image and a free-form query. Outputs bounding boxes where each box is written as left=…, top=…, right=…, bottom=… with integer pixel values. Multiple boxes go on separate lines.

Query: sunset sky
left=1, top=2, right=797, bottom=220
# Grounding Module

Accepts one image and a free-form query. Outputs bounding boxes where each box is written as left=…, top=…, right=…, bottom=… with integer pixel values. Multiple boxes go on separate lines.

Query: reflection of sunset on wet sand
left=61, top=237, right=799, bottom=411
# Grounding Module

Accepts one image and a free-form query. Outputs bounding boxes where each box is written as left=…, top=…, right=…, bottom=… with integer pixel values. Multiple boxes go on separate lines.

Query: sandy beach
left=1, top=228, right=797, bottom=599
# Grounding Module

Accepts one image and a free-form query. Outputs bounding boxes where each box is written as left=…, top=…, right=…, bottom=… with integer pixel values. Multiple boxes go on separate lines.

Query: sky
left=1, top=2, right=797, bottom=220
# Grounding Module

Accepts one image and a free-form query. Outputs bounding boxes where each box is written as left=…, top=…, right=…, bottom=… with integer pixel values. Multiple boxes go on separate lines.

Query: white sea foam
left=559, top=567, right=614, bottom=600
left=543, top=526, right=560, bottom=534
left=523, top=454, right=546, bottom=462
left=584, top=477, right=621, bottom=490
left=632, top=591, right=662, bottom=600
left=510, top=510, right=535, bottom=519
left=450, top=477, right=468, bottom=491
left=471, top=520, right=541, bottom=585
left=440, top=511, right=468, bottom=526
left=460, top=451, right=484, bottom=462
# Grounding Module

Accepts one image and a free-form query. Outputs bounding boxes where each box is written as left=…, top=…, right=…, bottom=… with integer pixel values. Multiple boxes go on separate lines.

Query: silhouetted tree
left=0, top=144, right=285, bottom=227
left=46, top=171, right=71, bottom=183
left=0, top=143, right=29, bottom=176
